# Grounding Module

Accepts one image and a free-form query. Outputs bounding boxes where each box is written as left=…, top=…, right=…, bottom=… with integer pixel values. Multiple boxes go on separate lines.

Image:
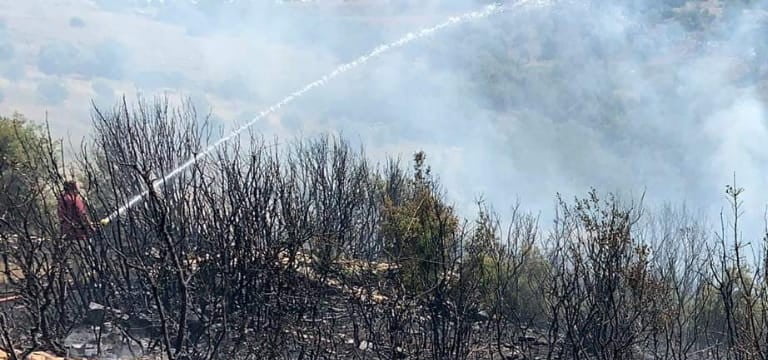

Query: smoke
left=36, top=78, right=69, bottom=105
left=102, top=2, right=512, bottom=221
left=418, top=0, right=768, bottom=232
left=206, top=76, right=253, bottom=101
left=36, top=39, right=128, bottom=79
left=0, top=20, right=12, bottom=61
left=1, top=0, right=768, bottom=234
left=37, top=42, right=81, bottom=76
left=133, top=70, right=189, bottom=90
left=0, top=62, right=23, bottom=82
left=92, top=80, right=116, bottom=108
left=0, top=41, right=12, bottom=61
left=69, top=17, right=86, bottom=28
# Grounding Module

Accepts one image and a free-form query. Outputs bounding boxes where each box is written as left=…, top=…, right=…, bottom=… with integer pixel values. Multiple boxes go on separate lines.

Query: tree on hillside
left=380, top=151, right=461, bottom=293
left=0, top=113, right=60, bottom=227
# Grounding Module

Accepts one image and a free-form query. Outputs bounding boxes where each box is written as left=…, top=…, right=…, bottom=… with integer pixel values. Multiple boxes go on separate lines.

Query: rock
left=470, top=310, right=489, bottom=322
left=88, top=302, right=106, bottom=310
left=64, top=327, right=94, bottom=356
left=85, top=303, right=107, bottom=326
left=371, top=293, right=388, bottom=303
left=0, top=350, right=68, bottom=360
left=84, top=344, right=98, bottom=357
left=27, top=352, right=66, bottom=360
left=533, top=339, right=548, bottom=346
left=358, top=340, right=369, bottom=351
left=518, top=335, right=537, bottom=343
left=500, top=346, right=523, bottom=360
left=85, top=302, right=125, bottom=326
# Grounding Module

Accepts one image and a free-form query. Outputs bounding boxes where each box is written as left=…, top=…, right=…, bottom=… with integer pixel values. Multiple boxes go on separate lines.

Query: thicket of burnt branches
left=2, top=98, right=768, bottom=359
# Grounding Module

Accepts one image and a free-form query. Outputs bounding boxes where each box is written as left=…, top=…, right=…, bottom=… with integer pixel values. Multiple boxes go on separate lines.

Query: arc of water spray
left=101, top=0, right=538, bottom=225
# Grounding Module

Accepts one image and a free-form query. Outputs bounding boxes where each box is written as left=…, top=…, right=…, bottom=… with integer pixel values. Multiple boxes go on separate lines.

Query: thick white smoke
left=0, top=0, right=766, bottom=238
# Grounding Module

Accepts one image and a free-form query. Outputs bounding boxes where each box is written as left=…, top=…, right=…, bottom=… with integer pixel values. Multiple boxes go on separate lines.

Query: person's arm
left=75, top=196, right=93, bottom=230
left=75, top=197, right=85, bottom=216
left=56, top=196, right=65, bottom=221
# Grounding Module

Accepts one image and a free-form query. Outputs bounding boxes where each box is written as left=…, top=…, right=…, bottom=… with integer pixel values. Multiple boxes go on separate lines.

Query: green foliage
left=0, top=113, right=35, bottom=173
left=477, top=243, right=549, bottom=325
left=380, top=151, right=460, bottom=293
left=0, top=113, right=57, bottom=226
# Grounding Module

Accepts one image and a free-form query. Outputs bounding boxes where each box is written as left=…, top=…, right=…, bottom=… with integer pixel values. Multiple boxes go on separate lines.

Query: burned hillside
left=1, top=100, right=768, bottom=359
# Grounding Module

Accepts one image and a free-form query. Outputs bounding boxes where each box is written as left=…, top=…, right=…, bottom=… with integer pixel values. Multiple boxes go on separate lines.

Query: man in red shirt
left=57, top=180, right=93, bottom=241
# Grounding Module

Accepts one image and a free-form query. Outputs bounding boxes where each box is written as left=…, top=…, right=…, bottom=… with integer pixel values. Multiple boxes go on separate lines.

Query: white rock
left=358, top=340, right=369, bottom=351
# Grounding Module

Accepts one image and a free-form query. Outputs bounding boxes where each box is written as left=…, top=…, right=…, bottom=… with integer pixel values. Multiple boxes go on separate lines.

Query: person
left=57, top=180, right=93, bottom=241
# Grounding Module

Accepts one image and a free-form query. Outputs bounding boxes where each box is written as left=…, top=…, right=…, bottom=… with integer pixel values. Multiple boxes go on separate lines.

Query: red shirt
left=57, top=192, right=89, bottom=239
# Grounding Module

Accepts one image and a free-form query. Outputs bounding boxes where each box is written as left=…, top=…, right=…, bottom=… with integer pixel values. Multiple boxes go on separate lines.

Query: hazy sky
left=1, top=0, right=767, bottom=238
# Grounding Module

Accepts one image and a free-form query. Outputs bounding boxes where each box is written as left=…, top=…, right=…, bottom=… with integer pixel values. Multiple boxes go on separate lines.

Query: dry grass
left=0, top=261, right=22, bottom=289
